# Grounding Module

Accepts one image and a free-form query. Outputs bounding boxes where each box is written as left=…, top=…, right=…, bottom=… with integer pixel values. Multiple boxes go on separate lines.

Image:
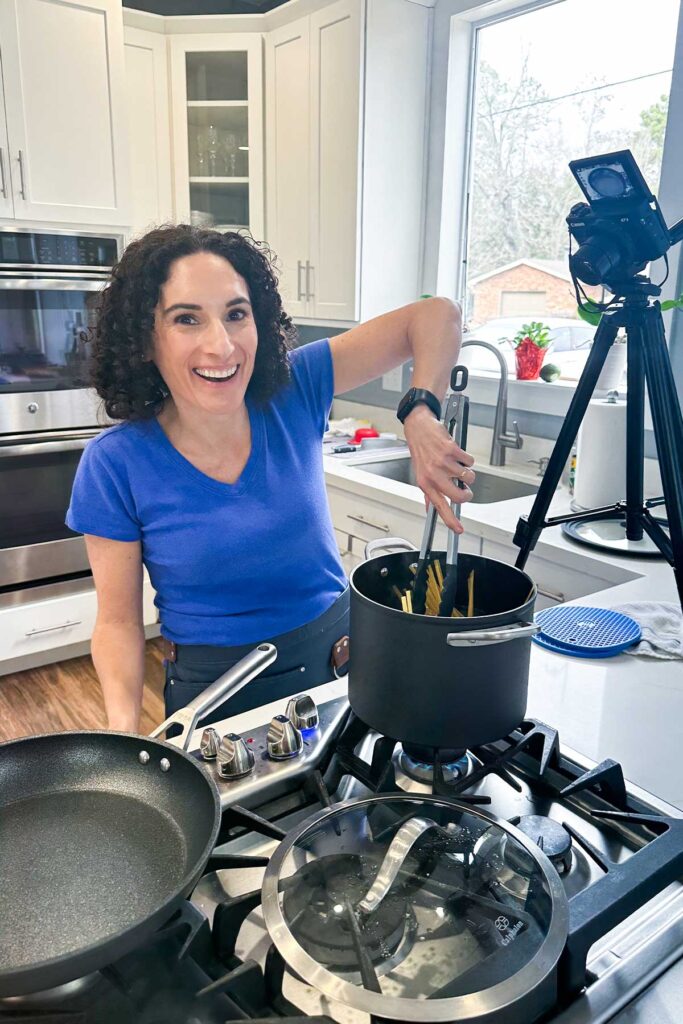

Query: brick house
left=469, top=259, right=602, bottom=325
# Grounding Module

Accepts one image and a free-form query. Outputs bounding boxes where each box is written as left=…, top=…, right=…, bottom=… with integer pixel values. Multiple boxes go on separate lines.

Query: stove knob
left=285, top=693, right=319, bottom=731
left=267, top=715, right=303, bottom=760
left=217, top=733, right=255, bottom=779
left=200, top=727, right=220, bottom=761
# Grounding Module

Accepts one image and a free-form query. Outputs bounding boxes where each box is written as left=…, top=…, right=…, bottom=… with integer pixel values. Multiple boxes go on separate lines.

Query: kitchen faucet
left=460, top=339, right=523, bottom=466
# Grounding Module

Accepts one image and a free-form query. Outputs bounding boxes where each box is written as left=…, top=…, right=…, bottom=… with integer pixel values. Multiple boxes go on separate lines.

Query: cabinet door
left=265, top=17, right=310, bottom=319
left=309, top=0, right=361, bottom=321
left=0, top=51, right=13, bottom=218
left=0, top=0, right=130, bottom=225
left=169, top=33, right=264, bottom=240
left=124, top=27, right=173, bottom=238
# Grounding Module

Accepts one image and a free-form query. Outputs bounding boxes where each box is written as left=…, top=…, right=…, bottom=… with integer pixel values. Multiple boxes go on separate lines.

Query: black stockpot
left=349, top=547, right=537, bottom=750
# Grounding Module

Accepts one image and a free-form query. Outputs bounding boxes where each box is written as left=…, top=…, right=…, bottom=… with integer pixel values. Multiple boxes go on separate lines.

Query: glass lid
left=262, top=796, right=568, bottom=1020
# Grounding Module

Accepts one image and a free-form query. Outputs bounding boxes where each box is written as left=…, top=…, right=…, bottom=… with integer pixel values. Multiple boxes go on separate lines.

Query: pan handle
left=364, top=536, right=416, bottom=560
left=446, top=622, right=539, bottom=647
left=149, top=642, right=277, bottom=750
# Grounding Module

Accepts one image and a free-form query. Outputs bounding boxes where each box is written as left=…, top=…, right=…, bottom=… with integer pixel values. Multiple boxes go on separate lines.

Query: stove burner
left=509, top=816, right=573, bottom=875
left=398, top=745, right=473, bottom=785
left=282, top=854, right=414, bottom=970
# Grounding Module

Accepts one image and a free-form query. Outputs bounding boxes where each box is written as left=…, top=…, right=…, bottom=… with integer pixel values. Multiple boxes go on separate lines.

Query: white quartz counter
left=322, top=454, right=683, bottom=810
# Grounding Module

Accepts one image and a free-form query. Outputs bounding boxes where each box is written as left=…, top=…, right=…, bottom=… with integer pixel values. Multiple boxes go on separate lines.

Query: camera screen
left=570, top=150, right=651, bottom=205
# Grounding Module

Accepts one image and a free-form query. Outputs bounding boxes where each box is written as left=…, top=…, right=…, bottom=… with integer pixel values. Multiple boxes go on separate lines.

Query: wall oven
left=0, top=227, right=122, bottom=592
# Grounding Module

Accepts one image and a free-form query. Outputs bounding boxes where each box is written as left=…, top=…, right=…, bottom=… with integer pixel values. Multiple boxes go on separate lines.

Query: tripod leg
left=624, top=320, right=644, bottom=541
left=641, top=306, right=683, bottom=609
left=514, top=312, right=619, bottom=568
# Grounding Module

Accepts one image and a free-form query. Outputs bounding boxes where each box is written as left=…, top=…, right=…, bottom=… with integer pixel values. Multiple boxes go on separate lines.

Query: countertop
left=322, top=453, right=683, bottom=811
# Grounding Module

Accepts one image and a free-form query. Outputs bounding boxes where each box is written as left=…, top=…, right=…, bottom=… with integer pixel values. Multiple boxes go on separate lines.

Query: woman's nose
left=204, top=318, right=236, bottom=356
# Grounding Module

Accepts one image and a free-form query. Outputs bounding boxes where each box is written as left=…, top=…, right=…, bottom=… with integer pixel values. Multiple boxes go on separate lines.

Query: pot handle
left=150, top=642, right=277, bottom=749
left=364, top=536, right=415, bottom=560
left=446, top=622, right=539, bottom=646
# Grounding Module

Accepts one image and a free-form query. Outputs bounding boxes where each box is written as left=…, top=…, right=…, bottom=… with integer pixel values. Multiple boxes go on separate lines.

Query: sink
left=353, top=456, right=539, bottom=504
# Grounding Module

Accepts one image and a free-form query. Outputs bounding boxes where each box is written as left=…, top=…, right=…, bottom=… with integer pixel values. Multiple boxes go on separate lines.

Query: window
left=461, top=0, right=681, bottom=383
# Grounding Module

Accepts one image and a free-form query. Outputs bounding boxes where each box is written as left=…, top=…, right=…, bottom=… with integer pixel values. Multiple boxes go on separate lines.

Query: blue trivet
left=533, top=605, right=641, bottom=659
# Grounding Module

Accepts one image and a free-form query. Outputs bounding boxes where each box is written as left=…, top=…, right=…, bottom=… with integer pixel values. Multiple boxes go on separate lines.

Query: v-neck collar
left=150, top=401, right=264, bottom=495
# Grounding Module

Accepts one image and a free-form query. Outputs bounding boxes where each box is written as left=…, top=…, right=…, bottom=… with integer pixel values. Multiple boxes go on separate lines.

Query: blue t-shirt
left=66, top=339, right=347, bottom=645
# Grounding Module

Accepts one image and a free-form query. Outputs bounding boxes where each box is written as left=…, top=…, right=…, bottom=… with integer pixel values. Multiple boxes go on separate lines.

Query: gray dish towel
left=613, top=602, right=683, bottom=659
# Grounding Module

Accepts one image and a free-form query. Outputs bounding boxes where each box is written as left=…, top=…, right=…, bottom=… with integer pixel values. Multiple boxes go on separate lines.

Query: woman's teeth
left=193, top=366, right=239, bottom=381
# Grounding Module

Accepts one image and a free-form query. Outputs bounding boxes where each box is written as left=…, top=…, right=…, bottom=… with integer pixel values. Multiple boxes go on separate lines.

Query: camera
left=566, top=149, right=681, bottom=290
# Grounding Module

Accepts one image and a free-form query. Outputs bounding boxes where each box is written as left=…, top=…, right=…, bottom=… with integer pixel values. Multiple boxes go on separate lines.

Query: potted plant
left=509, top=321, right=552, bottom=380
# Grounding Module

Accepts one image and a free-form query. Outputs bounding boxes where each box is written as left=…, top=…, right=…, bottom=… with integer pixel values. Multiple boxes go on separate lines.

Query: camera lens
left=570, top=236, right=623, bottom=285
left=587, top=166, right=627, bottom=199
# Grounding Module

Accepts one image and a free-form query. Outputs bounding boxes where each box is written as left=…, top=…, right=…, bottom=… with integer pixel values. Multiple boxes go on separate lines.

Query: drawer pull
left=25, top=619, right=82, bottom=637
left=347, top=513, right=389, bottom=534
left=536, top=586, right=565, bottom=604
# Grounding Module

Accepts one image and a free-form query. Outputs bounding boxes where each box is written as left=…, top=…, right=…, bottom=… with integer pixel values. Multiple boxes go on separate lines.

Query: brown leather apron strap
left=331, top=635, right=350, bottom=677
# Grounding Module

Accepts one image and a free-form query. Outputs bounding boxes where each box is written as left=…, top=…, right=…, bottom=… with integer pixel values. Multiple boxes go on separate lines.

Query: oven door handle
left=0, top=438, right=91, bottom=458
left=0, top=274, right=106, bottom=291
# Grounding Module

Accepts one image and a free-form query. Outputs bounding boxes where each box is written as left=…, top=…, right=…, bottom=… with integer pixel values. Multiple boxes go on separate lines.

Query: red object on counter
left=514, top=338, right=546, bottom=381
left=351, top=427, right=380, bottom=445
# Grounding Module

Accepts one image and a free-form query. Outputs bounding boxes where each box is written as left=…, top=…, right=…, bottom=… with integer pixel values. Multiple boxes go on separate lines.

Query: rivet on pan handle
left=149, top=642, right=277, bottom=749
left=445, top=623, right=539, bottom=646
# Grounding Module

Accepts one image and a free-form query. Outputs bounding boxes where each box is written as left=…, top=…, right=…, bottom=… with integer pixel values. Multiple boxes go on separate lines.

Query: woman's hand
left=402, top=405, right=475, bottom=534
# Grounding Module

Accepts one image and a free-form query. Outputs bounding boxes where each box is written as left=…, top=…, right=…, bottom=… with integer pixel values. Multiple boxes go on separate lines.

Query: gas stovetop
left=4, top=688, right=683, bottom=1024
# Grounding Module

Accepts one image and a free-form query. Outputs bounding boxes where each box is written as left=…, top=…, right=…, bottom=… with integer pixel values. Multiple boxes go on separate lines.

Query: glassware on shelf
left=207, top=124, right=219, bottom=176
left=221, top=131, right=238, bottom=177
left=191, top=125, right=208, bottom=177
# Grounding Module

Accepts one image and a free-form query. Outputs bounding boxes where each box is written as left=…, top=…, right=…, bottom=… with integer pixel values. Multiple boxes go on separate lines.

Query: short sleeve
left=289, top=338, right=334, bottom=436
left=66, top=435, right=142, bottom=542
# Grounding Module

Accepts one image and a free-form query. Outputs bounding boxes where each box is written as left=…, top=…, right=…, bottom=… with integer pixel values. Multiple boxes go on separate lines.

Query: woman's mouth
left=192, top=365, right=240, bottom=384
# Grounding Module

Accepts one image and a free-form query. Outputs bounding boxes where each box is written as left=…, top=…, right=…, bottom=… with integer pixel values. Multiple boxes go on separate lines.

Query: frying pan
left=0, top=642, right=276, bottom=997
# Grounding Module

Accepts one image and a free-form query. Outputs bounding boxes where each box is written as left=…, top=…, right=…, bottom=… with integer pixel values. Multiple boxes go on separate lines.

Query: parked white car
left=461, top=316, right=595, bottom=380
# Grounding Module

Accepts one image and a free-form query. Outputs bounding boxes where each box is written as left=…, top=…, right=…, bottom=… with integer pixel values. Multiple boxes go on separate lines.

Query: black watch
left=396, top=387, right=442, bottom=425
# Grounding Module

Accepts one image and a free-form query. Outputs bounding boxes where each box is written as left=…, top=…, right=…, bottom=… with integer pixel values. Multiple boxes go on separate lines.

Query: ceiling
left=124, top=0, right=290, bottom=13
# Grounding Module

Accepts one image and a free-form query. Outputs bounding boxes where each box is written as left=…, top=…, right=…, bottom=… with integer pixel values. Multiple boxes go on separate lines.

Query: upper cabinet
left=124, top=26, right=174, bottom=238
left=265, top=0, right=431, bottom=325
left=266, top=1, right=362, bottom=322
left=0, top=0, right=131, bottom=226
left=168, top=34, right=264, bottom=240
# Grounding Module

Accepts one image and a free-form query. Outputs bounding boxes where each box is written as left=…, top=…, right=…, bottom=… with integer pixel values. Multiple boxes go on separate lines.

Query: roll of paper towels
left=574, top=396, right=627, bottom=509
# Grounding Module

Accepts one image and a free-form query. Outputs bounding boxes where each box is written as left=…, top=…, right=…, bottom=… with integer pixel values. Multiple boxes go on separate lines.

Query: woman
left=66, top=226, right=474, bottom=732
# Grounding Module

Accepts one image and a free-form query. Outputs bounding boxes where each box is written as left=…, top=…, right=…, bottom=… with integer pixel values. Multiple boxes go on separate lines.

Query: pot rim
left=350, top=550, right=537, bottom=628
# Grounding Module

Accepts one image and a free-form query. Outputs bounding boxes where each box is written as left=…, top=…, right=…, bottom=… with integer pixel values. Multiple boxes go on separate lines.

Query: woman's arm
left=329, top=297, right=474, bottom=533
left=84, top=534, right=147, bottom=732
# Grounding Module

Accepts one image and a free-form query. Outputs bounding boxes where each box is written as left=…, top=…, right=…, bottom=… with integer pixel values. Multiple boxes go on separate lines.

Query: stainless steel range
left=0, top=226, right=120, bottom=591
left=3, top=682, right=681, bottom=1023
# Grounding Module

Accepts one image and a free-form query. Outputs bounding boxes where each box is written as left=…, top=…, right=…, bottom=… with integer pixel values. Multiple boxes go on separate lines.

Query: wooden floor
left=0, top=637, right=167, bottom=742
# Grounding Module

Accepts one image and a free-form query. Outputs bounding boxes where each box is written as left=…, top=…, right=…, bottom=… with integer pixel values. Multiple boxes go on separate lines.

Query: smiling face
left=151, top=251, right=258, bottom=419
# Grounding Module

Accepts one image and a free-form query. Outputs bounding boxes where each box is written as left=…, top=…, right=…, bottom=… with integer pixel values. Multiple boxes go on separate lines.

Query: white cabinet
left=168, top=33, right=264, bottom=240
left=124, top=26, right=173, bottom=238
left=0, top=0, right=131, bottom=225
left=265, top=0, right=430, bottom=325
left=266, top=0, right=361, bottom=322
left=0, top=50, right=13, bottom=220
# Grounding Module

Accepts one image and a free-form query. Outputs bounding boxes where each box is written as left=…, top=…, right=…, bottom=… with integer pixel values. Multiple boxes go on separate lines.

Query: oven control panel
left=0, top=229, right=118, bottom=268
left=192, top=694, right=349, bottom=809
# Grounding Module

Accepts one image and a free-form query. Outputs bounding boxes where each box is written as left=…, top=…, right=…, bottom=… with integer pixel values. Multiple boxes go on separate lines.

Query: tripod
left=513, top=275, right=683, bottom=611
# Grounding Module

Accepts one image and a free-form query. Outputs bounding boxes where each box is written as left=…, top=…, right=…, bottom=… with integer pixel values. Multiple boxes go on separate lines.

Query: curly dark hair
left=91, top=225, right=297, bottom=421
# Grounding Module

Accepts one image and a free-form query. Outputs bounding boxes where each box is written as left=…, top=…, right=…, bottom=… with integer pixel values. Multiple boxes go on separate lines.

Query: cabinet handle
left=536, top=586, right=565, bottom=604
left=347, top=513, right=390, bottom=534
left=297, top=260, right=305, bottom=301
left=0, top=148, right=6, bottom=198
left=17, top=149, right=26, bottom=200
left=25, top=619, right=82, bottom=637
left=305, top=261, right=314, bottom=300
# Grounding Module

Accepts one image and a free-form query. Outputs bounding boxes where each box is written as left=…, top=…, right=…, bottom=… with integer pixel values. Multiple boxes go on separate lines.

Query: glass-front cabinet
left=169, top=35, right=264, bottom=239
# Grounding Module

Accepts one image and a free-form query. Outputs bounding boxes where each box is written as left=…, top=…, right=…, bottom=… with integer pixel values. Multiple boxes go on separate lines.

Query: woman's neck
left=157, top=398, right=252, bottom=483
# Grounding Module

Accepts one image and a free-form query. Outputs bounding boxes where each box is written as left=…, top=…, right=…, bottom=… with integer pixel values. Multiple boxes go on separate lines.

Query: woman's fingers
left=427, top=490, right=463, bottom=534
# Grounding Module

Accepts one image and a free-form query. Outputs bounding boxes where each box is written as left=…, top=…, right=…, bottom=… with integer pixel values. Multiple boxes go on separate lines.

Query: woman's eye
left=228, top=308, right=246, bottom=321
left=175, top=314, right=197, bottom=325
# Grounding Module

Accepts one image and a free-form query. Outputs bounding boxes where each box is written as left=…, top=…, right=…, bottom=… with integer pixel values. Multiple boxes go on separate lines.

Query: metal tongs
left=411, top=365, right=470, bottom=616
